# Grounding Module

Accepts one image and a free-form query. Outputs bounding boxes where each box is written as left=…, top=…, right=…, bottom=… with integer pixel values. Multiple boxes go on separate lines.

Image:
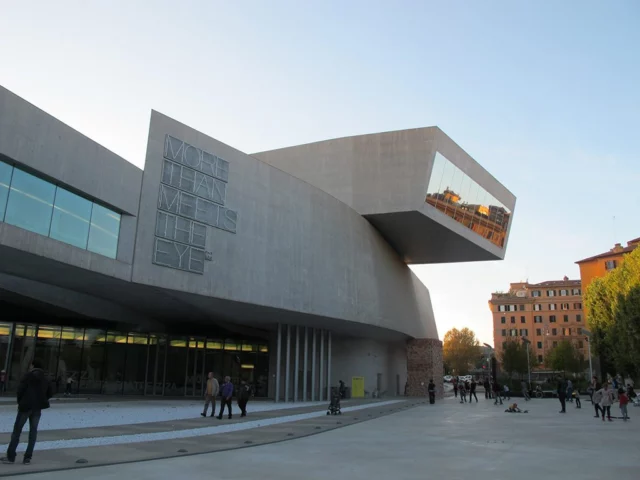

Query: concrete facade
left=0, top=85, right=515, bottom=399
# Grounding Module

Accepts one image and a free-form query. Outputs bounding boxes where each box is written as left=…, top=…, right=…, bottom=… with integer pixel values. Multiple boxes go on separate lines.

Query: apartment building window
left=498, top=305, right=506, bottom=312
left=563, top=328, right=571, bottom=336
left=536, top=328, right=542, bottom=336
left=561, top=303, right=570, bottom=310
left=553, top=341, right=558, bottom=347
left=547, top=290, right=556, bottom=297
left=501, top=329, right=507, bottom=337
left=532, top=290, right=541, bottom=297
left=605, top=260, right=617, bottom=271
left=550, top=315, right=556, bottom=323
left=534, top=316, right=542, bottom=323
left=534, top=304, right=542, bottom=311
left=500, top=317, right=506, bottom=324
left=519, top=329, right=528, bottom=337
left=578, top=340, right=584, bottom=349
left=552, top=328, right=557, bottom=336
left=509, top=305, right=517, bottom=312
left=537, top=355, right=543, bottom=363
left=577, top=328, right=582, bottom=335
left=537, top=341, right=543, bottom=349
left=520, top=316, right=526, bottom=324
left=510, top=329, right=518, bottom=337
left=560, top=289, right=568, bottom=296
left=549, top=304, right=556, bottom=311
left=563, top=315, right=569, bottom=322
left=572, top=289, right=581, bottom=295
left=576, top=314, right=582, bottom=322
left=519, top=304, right=525, bottom=311
left=574, top=303, right=582, bottom=309
left=510, top=316, right=516, bottom=324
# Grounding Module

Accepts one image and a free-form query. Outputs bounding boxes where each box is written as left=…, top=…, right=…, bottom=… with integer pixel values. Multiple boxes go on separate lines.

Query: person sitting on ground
left=505, top=403, right=528, bottom=413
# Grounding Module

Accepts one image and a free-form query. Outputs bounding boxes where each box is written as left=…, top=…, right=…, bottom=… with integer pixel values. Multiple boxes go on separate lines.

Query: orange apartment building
left=576, top=237, right=640, bottom=298
left=489, top=277, right=586, bottom=369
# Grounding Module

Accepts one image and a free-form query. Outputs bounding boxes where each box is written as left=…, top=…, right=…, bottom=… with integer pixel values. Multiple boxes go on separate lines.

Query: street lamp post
left=522, top=338, right=531, bottom=386
left=583, top=329, right=593, bottom=380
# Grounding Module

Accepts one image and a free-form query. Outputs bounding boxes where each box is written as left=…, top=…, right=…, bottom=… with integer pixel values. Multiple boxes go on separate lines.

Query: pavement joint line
left=0, top=399, right=424, bottom=477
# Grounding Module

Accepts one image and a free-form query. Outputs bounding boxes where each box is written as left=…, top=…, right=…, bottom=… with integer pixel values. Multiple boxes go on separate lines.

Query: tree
left=500, top=339, right=537, bottom=378
left=443, top=328, right=481, bottom=375
left=545, top=340, right=583, bottom=374
left=584, top=247, right=640, bottom=378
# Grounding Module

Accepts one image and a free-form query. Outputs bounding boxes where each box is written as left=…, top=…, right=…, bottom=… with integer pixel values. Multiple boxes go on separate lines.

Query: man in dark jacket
left=237, top=380, right=252, bottom=417
left=427, top=379, right=436, bottom=404
left=2, top=358, right=52, bottom=464
left=557, top=377, right=567, bottom=414
left=217, top=376, right=234, bottom=420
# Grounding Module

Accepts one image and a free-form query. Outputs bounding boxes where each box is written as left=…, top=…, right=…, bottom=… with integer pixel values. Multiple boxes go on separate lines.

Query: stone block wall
left=406, top=338, right=444, bottom=398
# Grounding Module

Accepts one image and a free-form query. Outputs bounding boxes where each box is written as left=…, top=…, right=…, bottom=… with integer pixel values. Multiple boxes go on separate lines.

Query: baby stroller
left=327, top=391, right=342, bottom=415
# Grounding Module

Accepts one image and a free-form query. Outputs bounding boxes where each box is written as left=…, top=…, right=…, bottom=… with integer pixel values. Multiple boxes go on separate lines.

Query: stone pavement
left=6, top=394, right=639, bottom=480
left=0, top=397, right=416, bottom=477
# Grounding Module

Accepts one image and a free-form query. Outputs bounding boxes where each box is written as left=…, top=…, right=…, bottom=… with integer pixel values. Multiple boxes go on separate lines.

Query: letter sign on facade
left=152, top=135, right=238, bottom=274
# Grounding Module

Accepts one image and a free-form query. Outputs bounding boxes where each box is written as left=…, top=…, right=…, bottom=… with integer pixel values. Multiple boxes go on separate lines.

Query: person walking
left=618, top=388, right=629, bottom=421
left=503, top=384, right=510, bottom=401
left=453, top=378, right=458, bottom=399
left=459, top=381, right=467, bottom=403
left=597, top=383, right=614, bottom=422
left=217, top=376, right=234, bottom=419
left=484, top=378, right=491, bottom=399
left=493, top=381, right=503, bottom=405
left=64, top=374, right=74, bottom=397
left=557, top=377, right=567, bottom=413
left=201, top=372, right=219, bottom=417
left=592, top=386, right=603, bottom=419
left=566, top=379, right=573, bottom=403
left=1, top=358, right=52, bottom=465
left=237, top=380, right=252, bottom=417
left=573, top=388, right=581, bottom=408
left=469, top=379, right=478, bottom=402
left=521, top=380, right=530, bottom=401
left=428, top=379, right=436, bottom=404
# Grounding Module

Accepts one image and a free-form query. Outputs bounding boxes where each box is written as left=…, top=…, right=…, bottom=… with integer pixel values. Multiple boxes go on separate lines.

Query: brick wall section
left=406, top=338, right=444, bottom=398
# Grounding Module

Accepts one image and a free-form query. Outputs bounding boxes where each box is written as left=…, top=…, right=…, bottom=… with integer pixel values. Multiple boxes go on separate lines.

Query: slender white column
left=294, top=326, right=300, bottom=402
left=303, top=327, right=309, bottom=401
left=311, top=329, right=317, bottom=401
left=275, top=323, right=282, bottom=402
left=285, top=324, right=291, bottom=403
left=327, top=332, right=332, bottom=401
left=319, top=330, right=325, bottom=402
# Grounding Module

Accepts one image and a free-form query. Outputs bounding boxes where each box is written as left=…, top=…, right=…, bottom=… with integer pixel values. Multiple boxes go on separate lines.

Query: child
left=503, top=384, right=510, bottom=400
left=573, top=388, right=581, bottom=408
left=505, top=403, right=528, bottom=413
left=618, top=388, right=629, bottom=421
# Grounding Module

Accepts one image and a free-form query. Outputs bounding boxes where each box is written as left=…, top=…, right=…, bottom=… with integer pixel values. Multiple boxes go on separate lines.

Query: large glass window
left=0, top=160, right=12, bottom=220
left=0, top=161, right=120, bottom=259
left=87, top=204, right=120, bottom=259
left=425, top=152, right=512, bottom=248
left=5, top=169, right=56, bottom=236
left=50, top=187, right=93, bottom=249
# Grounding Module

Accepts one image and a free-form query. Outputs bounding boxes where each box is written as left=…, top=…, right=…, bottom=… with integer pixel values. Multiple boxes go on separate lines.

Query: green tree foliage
left=443, top=328, right=481, bottom=375
left=584, top=247, right=640, bottom=377
left=545, top=340, right=584, bottom=374
left=500, top=339, right=538, bottom=378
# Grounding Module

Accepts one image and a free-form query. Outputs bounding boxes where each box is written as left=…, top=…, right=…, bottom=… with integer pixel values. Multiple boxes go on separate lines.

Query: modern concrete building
left=0, top=85, right=515, bottom=399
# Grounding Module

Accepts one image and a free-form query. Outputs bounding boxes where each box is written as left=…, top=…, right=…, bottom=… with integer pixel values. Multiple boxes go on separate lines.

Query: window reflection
left=425, top=152, right=511, bottom=248
left=0, top=159, right=121, bottom=259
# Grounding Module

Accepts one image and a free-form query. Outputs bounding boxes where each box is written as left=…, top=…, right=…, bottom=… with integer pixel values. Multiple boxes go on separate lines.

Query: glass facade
left=425, top=152, right=511, bottom=248
left=0, top=322, right=269, bottom=397
left=0, top=159, right=121, bottom=259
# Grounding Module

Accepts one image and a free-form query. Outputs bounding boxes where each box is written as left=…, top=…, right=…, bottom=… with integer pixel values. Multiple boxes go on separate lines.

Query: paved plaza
left=0, top=394, right=637, bottom=479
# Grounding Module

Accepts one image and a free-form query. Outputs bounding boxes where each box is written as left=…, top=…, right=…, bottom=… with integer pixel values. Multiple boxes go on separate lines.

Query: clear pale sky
left=1, top=1, right=638, bottom=345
